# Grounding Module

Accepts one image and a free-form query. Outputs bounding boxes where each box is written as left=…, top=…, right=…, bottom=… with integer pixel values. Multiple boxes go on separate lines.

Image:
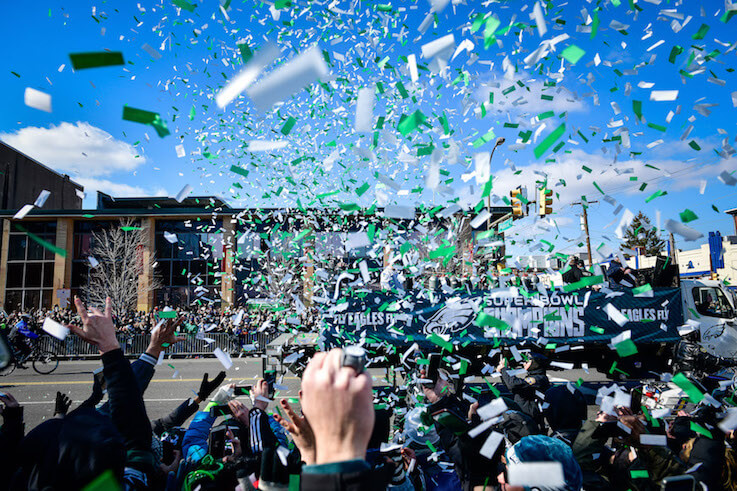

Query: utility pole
left=572, top=200, right=598, bottom=268
left=669, top=232, right=677, bottom=264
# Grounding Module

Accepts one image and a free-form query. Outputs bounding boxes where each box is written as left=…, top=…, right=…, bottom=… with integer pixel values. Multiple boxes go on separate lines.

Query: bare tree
left=83, top=218, right=160, bottom=318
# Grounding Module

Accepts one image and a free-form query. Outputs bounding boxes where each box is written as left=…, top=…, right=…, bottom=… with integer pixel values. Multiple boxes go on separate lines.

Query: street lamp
left=486, top=137, right=505, bottom=230
left=484, top=137, right=505, bottom=274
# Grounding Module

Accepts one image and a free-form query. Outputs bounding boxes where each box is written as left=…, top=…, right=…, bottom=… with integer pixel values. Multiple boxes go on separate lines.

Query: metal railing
left=37, top=332, right=279, bottom=358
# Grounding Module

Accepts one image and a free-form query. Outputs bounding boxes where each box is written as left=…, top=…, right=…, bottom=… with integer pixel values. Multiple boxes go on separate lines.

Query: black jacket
left=500, top=367, right=550, bottom=427
left=11, top=348, right=154, bottom=490
left=152, top=398, right=200, bottom=436
left=300, top=460, right=391, bottom=491
left=672, top=339, right=721, bottom=379
left=0, top=405, right=24, bottom=491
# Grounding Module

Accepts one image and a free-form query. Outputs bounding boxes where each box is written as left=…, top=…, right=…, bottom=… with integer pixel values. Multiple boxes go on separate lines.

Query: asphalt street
left=1, top=357, right=614, bottom=429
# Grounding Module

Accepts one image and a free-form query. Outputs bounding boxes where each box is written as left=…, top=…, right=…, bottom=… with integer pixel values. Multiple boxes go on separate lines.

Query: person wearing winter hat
left=498, top=434, right=583, bottom=491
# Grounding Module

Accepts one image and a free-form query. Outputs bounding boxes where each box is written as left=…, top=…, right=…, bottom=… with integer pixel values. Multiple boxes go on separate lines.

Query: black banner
left=321, top=287, right=682, bottom=349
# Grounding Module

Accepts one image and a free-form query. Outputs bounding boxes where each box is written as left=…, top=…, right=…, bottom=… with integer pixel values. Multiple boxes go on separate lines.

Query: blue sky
left=0, top=0, right=736, bottom=259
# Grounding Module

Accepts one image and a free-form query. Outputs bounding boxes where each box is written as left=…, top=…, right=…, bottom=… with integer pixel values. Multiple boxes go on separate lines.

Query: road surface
left=1, top=357, right=613, bottom=429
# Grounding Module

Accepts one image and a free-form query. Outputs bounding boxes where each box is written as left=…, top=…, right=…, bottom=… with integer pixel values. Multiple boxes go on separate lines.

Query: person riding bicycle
left=8, top=315, right=39, bottom=367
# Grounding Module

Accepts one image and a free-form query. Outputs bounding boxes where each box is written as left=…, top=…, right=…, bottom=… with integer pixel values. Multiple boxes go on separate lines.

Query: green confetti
left=562, top=275, right=604, bottom=292
left=534, top=123, right=566, bottom=159
left=590, top=11, right=600, bottom=39
left=230, top=165, right=249, bottom=178
left=158, top=311, right=177, bottom=319
left=82, top=470, right=122, bottom=491
left=560, top=45, right=585, bottom=64
left=679, top=209, right=698, bottom=223
left=476, top=312, right=509, bottom=330
left=429, top=333, right=453, bottom=352
left=645, top=190, right=667, bottom=203
left=473, top=129, right=497, bottom=148
left=692, top=23, right=710, bottom=40
left=238, top=43, right=253, bottom=63
left=172, top=0, right=196, bottom=12
left=688, top=140, right=701, bottom=151
left=630, top=470, right=649, bottom=479
left=615, top=339, right=638, bottom=357
left=690, top=421, right=713, bottom=439
left=69, top=52, right=124, bottom=70
left=590, top=326, right=605, bottom=334
left=632, top=284, right=653, bottom=296
left=672, top=372, right=704, bottom=403
left=15, top=224, right=66, bottom=258
left=122, top=106, right=170, bottom=137
left=356, top=182, right=370, bottom=197
left=632, top=100, right=643, bottom=121
left=668, top=45, right=684, bottom=63
left=281, top=117, right=297, bottom=135
left=398, top=110, right=427, bottom=136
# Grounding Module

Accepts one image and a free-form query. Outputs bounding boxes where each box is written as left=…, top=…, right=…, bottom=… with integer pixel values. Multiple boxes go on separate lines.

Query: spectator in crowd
left=607, top=256, right=637, bottom=287
left=561, top=257, right=584, bottom=284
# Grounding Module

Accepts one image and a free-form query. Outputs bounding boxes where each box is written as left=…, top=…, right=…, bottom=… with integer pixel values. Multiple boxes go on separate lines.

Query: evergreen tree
left=621, top=211, right=665, bottom=256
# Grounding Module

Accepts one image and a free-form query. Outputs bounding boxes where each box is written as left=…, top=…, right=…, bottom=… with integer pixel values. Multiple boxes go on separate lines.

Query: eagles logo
left=422, top=299, right=476, bottom=336
left=702, top=325, right=725, bottom=342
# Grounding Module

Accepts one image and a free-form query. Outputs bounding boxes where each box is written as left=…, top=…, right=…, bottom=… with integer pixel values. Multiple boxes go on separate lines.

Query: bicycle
left=0, top=342, right=59, bottom=376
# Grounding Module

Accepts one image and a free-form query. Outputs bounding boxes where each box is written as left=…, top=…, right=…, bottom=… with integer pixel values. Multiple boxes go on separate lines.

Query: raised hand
left=227, top=399, right=250, bottom=426
left=67, top=296, right=119, bottom=353
left=0, top=391, right=19, bottom=416
left=54, top=391, right=72, bottom=417
left=197, top=371, right=226, bottom=402
left=147, top=317, right=186, bottom=357
left=300, top=349, right=374, bottom=465
left=274, top=398, right=316, bottom=465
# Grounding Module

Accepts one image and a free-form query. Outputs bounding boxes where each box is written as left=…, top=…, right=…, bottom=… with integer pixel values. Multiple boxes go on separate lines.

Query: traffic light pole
left=572, top=200, right=598, bottom=268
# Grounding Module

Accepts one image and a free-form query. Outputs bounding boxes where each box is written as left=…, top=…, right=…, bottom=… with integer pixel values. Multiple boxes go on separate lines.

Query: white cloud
left=488, top=148, right=736, bottom=207
left=0, top=121, right=144, bottom=177
left=74, top=177, right=167, bottom=199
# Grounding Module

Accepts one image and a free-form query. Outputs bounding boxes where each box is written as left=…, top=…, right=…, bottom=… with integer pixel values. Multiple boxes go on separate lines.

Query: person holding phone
left=497, top=352, right=550, bottom=429
left=419, top=362, right=488, bottom=490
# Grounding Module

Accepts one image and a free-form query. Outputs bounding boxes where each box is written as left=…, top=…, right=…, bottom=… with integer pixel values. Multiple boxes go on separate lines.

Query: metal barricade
left=37, top=331, right=280, bottom=359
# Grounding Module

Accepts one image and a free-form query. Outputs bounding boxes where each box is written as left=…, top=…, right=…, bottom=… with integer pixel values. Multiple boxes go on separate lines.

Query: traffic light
left=538, top=187, right=553, bottom=217
left=510, top=187, right=524, bottom=217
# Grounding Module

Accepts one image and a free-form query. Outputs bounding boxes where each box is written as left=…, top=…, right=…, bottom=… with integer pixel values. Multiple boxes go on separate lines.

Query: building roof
left=96, top=192, right=231, bottom=210
left=0, top=140, right=83, bottom=190
left=0, top=192, right=513, bottom=231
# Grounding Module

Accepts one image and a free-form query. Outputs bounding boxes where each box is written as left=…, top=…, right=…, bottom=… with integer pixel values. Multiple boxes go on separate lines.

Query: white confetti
left=24, top=87, right=52, bottom=112
left=246, top=46, right=329, bottom=112
left=42, top=318, right=69, bottom=340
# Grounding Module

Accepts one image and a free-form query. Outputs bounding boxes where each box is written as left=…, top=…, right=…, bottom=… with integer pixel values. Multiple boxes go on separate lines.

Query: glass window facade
left=5, top=221, right=57, bottom=311
left=155, top=220, right=224, bottom=306
left=70, top=221, right=118, bottom=300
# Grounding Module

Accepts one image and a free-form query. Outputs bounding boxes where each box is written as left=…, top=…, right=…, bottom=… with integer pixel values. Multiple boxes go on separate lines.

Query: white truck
left=682, top=278, right=737, bottom=359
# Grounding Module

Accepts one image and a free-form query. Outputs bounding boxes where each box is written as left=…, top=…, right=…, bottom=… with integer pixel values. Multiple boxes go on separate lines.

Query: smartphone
left=660, top=475, right=696, bottom=491
left=426, top=353, right=442, bottom=383
left=209, top=404, right=233, bottom=418
left=631, top=387, right=643, bottom=413
left=264, top=370, right=277, bottom=398
left=234, top=385, right=252, bottom=396
left=431, top=408, right=469, bottom=435
left=208, top=426, right=227, bottom=459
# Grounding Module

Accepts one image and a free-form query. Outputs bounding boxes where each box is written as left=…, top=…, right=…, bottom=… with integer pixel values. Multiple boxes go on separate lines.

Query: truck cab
left=681, top=279, right=737, bottom=359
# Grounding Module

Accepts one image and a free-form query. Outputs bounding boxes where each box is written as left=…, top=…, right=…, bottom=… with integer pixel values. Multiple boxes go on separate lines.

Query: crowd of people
left=1, top=305, right=319, bottom=337
left=2, top=294, right=737, bottom=490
